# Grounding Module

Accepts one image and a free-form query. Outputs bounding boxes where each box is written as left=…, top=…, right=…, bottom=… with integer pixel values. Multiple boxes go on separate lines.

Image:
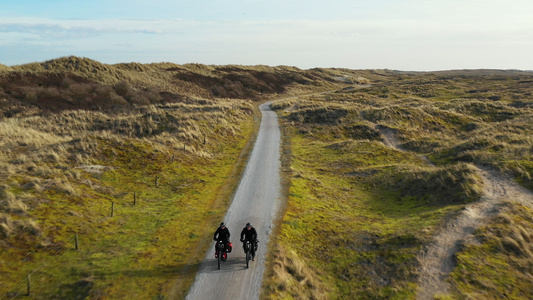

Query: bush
left=114, top=80, right=131, bottom=96
left=378, top=164, right=483, bottom=205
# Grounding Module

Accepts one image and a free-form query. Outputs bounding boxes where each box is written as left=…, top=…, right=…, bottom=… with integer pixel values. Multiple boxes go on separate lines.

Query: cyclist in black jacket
left=240, top=222, right=258, bottom=260
left=213, top=222, right=230, bottom=258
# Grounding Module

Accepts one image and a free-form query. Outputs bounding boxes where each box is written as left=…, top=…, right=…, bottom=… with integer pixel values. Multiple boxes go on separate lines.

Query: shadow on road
left=198, top=257, right=256, bottom=274
left=91, top=256, right=254, bottom=279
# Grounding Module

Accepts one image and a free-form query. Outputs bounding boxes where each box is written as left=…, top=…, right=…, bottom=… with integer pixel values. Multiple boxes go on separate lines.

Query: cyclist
left=240, top=222, right=258, bottom=260
left=213, top=222, right=230, bottom=259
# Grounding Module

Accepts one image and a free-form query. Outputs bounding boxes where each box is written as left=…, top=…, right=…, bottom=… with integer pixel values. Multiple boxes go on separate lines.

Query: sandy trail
left=376, top=124, right=435, bottom=166
left=417, top=168, right=533, bottom=299
left=374, top=125, right=533, bottom=299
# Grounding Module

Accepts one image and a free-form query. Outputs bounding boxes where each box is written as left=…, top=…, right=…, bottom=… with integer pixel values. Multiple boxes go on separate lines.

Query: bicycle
left=243, top=240, right=252, bottom=268
left=215, top=240, right=228, bottom=269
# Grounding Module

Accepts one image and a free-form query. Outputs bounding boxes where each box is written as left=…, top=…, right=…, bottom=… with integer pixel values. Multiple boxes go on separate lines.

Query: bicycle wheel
left=245, top=242, right=250, bottom=268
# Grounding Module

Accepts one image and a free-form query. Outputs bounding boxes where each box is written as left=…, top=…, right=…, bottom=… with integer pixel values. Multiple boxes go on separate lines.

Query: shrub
left=380, top=164, right=483, bottom=205
left=113, top=80, right=131, bottom=96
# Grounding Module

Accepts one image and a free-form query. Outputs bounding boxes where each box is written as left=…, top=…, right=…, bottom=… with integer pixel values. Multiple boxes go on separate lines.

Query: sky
left=1, top=0, right=532, bottom=71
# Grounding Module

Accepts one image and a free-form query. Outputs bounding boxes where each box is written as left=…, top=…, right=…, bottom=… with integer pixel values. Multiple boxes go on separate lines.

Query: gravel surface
left=186, top=102, right=282, bottom=300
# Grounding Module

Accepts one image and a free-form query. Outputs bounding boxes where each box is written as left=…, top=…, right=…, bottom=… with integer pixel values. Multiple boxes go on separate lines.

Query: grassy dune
left=2, top=58, right=532, bottom=298
left=0, top=99, right=255, bottom=298
left=0, top=64, right=11, bottom=72
left=0, top=59, right=260, bottom=298
left=451, top=201, right=533, bottom=298
left=5, top=56, right=364, bottom=101
left=0, top=57, right=366, bottom=298
left=264, top=72, right=533, bottom=299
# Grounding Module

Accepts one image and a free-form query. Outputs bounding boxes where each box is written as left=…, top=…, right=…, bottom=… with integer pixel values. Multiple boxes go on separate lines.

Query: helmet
left=220, top=222, right=225, bottom=228
left=246, top=222, right=251, bottom=228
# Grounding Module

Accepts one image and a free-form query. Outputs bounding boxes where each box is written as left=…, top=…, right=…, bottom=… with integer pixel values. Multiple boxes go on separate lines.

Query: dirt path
left=375, top=125, right=435, bottom=166
left=374, top=126, right=533, bottom=299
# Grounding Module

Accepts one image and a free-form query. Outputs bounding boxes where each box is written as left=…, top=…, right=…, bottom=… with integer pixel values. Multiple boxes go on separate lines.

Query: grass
left=264, top=71, right=533, bottom=298
left=0, top=101, right=256, bottom=298
left=3, top=56, right=370, bottom=102
left=1, top=56, right=365, bottom=298
left=1, top=56, right=280, bottom=298
left=2, top=58, right=533, bottom=299
left=264, top=129, right=473, bottom=298
left=450, top=202, right=533, bottom=298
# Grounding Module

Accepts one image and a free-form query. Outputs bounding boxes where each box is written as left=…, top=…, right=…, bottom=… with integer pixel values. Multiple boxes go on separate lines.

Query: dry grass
left=1, top=56, right=374, bottom=298
left=263, top=246, right=329, bottom=300
left=4, top=56, right=371, bottom=102
left=451, top=202, right=533, bottom=298
left=0, top=57, right=283, bottom=297
left=0, top=64, right=12, bottom=72
left=0, top=212, right=41, bottom=241
left=266, top=71, right=533, bottom=298
left=0, top=98, right=254, bottom=203
left=0, top=185, right=28, bottom=215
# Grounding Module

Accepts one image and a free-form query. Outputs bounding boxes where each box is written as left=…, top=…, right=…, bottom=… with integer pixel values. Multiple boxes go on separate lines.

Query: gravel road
left=185, top=101, right=282, bottom=299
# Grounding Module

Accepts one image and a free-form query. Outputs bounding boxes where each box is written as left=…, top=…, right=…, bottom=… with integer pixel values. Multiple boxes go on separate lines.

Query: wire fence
left=1, top=189, right=184, bottom=299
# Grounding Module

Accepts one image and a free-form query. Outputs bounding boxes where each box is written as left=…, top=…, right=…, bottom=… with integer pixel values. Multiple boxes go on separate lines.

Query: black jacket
left=240, top=227, right=257, bottom=242
left=214, top=226, right=230, bottom=242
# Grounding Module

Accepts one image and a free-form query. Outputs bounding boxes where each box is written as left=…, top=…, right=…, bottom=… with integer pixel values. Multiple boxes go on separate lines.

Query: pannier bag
left=227, top=242, right=233, bottom=253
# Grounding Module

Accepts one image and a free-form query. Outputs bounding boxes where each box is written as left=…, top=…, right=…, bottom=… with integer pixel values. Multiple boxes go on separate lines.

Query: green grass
left=450, top=202, right=533, bottom=299
left=3, top=56, right=370, bottom=299
left=2, top=136, right=254, bottom=298
left=3, top=59, right=533, bottom=299
left=0, top=103, right=256, bottom=298
left=265, top=72, right=532, bottom=299
left=265, top=131, right=470, bottom=299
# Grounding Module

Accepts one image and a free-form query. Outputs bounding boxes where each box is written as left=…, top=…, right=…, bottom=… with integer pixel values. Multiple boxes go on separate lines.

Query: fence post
left=155, top=176, right=159, bottom=187
left=75, top=234, right=79, bottom=250
left=111, top=202, right=114, bottom=217
left=133, top=192, right=136, bottom=205
left=27, top=273, right=31, bottom=296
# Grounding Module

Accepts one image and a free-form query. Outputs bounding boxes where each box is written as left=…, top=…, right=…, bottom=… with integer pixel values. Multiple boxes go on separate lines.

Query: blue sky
left=1, top=0, right=532, bottom=70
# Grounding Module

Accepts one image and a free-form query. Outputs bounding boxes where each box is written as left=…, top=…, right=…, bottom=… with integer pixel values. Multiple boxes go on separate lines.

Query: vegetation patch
left=450, top=202, right=533, bottom=298
left=374, top=163, right=483, bottom=206
left=266, top=71, right=532, bottom=299
left=0, top=58, right=278, bottom=298
left=2, top=58, right=533, bottom=298
left=1, top=57, right=374, bottom=298
left=262, top=245, right=329, bottom=299
left=264, top=127, right=462, bottom=298
left=0, top=98, right=255, bottom=297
